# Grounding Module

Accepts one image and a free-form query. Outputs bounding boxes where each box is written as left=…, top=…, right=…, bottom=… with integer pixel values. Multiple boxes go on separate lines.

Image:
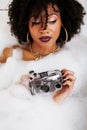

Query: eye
left=48, top=17, right=57, bottom=24
left=32, top=20, right=41, bottom=26
left=48, top=19, right=57, bottom=24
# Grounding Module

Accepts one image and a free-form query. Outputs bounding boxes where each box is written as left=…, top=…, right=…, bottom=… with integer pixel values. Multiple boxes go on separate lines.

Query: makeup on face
left=30, top=12, right=60, bottom=27
left=28, top=4, right=62, bottom=48
left=39, top=36, right=51, bottom=42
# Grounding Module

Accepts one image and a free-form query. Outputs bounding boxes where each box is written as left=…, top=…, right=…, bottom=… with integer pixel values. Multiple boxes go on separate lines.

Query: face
left=28, top=4, right=62, bottom=48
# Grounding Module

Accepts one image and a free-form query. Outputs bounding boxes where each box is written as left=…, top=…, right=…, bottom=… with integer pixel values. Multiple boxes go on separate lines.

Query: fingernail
left=63, top=80, right=66, bottom=84
left=30, top=77, right=33, bottom=80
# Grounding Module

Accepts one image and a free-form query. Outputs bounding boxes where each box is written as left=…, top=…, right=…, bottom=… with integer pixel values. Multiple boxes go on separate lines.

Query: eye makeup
left=48, top=16, right=57, bottom=24
left=30, top=12, right=59, bottom=26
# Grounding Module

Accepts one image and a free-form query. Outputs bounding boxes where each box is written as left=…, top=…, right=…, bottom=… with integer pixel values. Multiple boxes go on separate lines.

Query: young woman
left=0, top=0, right=85, bottom=103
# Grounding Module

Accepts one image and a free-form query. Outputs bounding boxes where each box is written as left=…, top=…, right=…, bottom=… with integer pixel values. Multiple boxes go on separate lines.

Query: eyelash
left=32, top=19, right=57, bottom=26
left=48, top=19, right=57, bottom=24
left=32, top=21, right=41, bottom=25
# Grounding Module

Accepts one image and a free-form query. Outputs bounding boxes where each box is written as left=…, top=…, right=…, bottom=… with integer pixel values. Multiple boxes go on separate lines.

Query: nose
left=40, top=29, right=49, bottom=34
left=39, top=25, right=49, bottom=34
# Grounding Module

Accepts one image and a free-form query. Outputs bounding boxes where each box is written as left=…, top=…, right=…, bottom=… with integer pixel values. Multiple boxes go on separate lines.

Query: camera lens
left=41, top=85, right=49, bottom=92
left=55, top=84, right=61, bottom=88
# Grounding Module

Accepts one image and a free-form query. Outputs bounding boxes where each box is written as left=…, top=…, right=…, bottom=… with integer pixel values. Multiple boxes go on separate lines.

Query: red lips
left=39, top=36, right=51, bottom=42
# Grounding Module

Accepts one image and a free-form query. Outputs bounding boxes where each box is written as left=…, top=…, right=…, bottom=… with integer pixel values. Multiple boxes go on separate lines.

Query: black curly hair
left=8, top=0, right=85, bottom=46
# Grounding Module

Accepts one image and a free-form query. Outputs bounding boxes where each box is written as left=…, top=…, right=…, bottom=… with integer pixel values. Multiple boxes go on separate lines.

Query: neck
left=30, top=42, right=59, bottom=56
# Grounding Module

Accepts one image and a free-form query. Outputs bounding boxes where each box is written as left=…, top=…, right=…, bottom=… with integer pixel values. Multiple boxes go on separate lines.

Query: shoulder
left=0, top=44, right=21, bottom=63
left=0, top=46, right=12, bottom=63
left=0, top=44, right=35, bottom=62
left=17, top=43, right=36, bottom=61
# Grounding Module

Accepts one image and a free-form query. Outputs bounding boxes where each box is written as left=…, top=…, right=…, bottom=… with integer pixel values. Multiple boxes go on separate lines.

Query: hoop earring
left=61, top=26, right=68, bottom=43
left=27, top=32, right=30, bottom=43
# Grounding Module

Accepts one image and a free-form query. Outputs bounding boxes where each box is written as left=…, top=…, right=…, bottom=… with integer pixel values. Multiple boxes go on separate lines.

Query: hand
left=53, top=69, right=76, bottom=103
left=18, top=75, right=32, bottom=89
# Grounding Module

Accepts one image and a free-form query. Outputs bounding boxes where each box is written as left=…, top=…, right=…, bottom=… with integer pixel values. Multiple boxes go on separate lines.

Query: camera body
left=29, top=69, right=63, bottom=95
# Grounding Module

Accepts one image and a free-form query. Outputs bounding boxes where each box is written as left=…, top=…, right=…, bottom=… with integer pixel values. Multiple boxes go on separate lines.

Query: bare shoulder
left=0, top=44, right=21, bottom=63
left=18, top=43, right=36, bottom=61
left=12, top=44, right=21, bottom=49
left=0, top=44, right=35, bottom=63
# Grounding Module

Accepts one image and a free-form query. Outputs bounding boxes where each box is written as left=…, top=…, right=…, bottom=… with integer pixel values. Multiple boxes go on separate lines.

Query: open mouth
left=39, top=36, right=51, bottom=42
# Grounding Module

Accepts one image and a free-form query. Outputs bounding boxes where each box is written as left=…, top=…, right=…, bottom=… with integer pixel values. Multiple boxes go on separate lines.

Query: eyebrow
left=30, top=11, right=60, bottom=20
left=48, top=12, right=60, bottom=16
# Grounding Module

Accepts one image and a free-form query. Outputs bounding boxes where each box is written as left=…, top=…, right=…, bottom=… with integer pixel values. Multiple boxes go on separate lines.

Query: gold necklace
left=29, top=43, right=60, bottom=60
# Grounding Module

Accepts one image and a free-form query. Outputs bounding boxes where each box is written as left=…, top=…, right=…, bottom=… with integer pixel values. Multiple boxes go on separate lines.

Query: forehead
left=31, top=4, right=59, bottom=19
left=47, top=4, right=59, bottom=14
left=42, top=4, right=59, bottom=17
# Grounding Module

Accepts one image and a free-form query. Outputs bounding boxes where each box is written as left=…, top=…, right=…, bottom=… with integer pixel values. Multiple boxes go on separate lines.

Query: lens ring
left=55, top=83, right=61, bottom=88
left=41, top=85, right=49, bottom=92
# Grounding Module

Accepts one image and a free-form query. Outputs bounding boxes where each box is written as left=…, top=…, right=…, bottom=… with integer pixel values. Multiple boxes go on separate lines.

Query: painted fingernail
left=30, top=77, right=33, bottom=80
left=61, top=72, right=65, bottom=76
left=63, top=80, right=66, bottom=84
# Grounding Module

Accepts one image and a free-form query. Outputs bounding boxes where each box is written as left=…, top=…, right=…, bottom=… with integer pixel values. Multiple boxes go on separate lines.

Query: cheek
left=29, top=26, right=37, bottom=38
left=51, top=25, right=61, bottom=38
left=50, top=22, right=62, bottom=35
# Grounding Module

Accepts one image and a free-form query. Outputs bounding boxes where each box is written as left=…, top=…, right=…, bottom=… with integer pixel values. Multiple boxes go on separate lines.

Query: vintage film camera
left=29, top=69, right=63, bottom=95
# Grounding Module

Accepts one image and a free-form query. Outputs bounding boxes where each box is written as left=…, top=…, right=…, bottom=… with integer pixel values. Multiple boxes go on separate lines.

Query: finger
left=20, top=75, right=29, bottom=79
left=63, top=80, right=75, bottom=88
left=53, top=85, right=72, bottom=103
left=63, top=74, right=76, bottom=82
left=20, top=75, right=32, bottom=82
left=61, top=69, right=74, bottom=75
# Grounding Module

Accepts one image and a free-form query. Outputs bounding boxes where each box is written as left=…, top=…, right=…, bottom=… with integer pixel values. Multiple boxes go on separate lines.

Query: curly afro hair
left=8, top=0, right=85, bottom=46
